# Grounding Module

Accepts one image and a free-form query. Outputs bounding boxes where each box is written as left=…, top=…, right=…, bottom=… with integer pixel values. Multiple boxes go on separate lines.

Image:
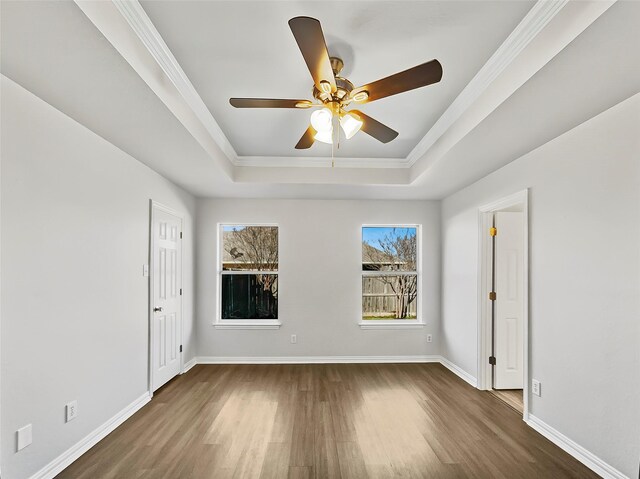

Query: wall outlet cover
left=66, top=400, right=79, bottom=422
left=426, top=334, right=433, bottom=343
left=532, top=379, right=541, bottom=397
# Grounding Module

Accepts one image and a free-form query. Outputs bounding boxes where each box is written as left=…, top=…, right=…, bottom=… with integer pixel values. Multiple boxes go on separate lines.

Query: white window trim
left=215, top=223, right=281, bottom=329
left=360, top=224, right=423, bottom=329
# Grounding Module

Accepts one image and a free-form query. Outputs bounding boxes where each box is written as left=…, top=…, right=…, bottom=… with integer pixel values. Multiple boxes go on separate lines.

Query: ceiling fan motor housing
left=313, top=58, right=354, bottom=103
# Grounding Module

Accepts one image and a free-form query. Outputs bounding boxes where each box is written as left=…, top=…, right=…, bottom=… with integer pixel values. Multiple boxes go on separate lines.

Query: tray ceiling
left=140, top=1, right=534, bottom=161
left=2, top=0, right=630, bottom=198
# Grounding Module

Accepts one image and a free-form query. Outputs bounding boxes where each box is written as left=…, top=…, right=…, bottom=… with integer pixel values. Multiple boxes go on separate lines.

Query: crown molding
left=108, top=0, right=570, bottom=171
left=235, top=155, right=411, bottom=169
left=97, top=0, right=577, bottom=173
left=111, top=0, right=240, bottom=165
left=406, top=0, right=569, bottom=167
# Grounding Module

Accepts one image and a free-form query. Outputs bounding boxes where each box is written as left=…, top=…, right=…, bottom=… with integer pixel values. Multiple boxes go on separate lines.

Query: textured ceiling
left=141, top=1, right=534, bottom=159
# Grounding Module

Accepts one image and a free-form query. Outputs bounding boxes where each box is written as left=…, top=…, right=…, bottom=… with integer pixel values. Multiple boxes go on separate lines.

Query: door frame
left=476, top=189, right=529, bottom=420
left=148, top=200, right=184, bottom=397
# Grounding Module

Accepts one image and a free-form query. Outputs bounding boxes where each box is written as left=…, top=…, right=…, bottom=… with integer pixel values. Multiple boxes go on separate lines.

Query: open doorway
left=477, top=190, right=528, bottom=419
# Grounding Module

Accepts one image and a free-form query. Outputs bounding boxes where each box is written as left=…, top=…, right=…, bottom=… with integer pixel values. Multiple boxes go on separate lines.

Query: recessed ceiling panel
left=141, top=1, right=535, bottom=159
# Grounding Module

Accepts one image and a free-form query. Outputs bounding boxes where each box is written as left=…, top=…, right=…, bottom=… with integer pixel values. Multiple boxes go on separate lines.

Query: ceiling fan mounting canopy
left=229, top=16, right=443, bottom=150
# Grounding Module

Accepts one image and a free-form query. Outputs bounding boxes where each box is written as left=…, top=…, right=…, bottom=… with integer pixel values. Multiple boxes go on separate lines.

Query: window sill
left=214, top=320, right=281, bottom=330
left=358, top=321, right=425, bottom=330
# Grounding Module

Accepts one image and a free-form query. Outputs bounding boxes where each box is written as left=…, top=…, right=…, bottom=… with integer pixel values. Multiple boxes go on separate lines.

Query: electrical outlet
left=66, top=400, right=78, bottom=422
left=290, top=334, right=297, bottom=344
left=532, top=379, right=541, bottom=397
left=426, top=334, right=433, bottom=343
left=17, top=424, right=32, bottom=451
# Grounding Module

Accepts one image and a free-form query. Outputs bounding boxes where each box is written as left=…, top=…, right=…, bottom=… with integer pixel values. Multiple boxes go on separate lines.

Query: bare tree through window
left=362, top=227, right=418, bottom=320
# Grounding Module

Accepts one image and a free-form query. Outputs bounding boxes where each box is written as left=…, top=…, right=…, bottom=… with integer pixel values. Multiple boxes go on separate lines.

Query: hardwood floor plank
left=288, top=466, right=312, bottom=479
left=289, top=391, right=315, bottom=467
left=55, top=364, right=600, bottom=479
left=336, top=441, right=368, bottom=479
left=313, top=402, right=341, bottom=478
left=259, top=442, right=292, bottom=479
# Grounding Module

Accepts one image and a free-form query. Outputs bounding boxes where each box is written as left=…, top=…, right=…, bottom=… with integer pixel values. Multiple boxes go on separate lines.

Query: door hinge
left=489, top=227, right=497, bottom=236
left=489, top=291, right=496, bottom=301
left=180, top=231, right=183, bottom=239
left=489, top=356, right=496, bottom=365
left=179, top=345, right=183, bottom=353
left=180, top=288, right=182, bottom=296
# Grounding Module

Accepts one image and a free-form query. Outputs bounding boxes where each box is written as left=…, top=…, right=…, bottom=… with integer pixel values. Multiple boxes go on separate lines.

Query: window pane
left=222, top=274, right=278, bottom=319
left=222, top=225, right=278, bottom=271
left=362, top=275, right=417, bottom=320
left=362, top=227, right=417, bottom=272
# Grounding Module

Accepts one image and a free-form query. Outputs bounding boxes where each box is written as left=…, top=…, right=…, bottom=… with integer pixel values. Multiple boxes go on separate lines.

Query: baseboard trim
left=182, top=357, right=197, bottom=373
left=439, top=357, right=478, bottom=387
left=196, top=355, right=442, bottom=364
left=526, top=414, right=628, bottom=479
left=29, top=392, right=151, bottom=479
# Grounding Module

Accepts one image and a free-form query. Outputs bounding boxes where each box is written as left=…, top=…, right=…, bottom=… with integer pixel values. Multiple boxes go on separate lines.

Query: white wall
left=0, top=76, right=197, bottom=479
left=440, top=93, right=640, bottom=476
left=196, top=199, right=440, bottom=359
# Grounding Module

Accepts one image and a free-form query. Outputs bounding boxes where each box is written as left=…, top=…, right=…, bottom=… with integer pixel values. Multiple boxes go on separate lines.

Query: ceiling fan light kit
left=340, top=112, right=363, bottom=139
left=314, top=129, right=333, bottom=145
left=229, top=16, right=443, bottom=153
left=310, top=107, right=333, bottom=132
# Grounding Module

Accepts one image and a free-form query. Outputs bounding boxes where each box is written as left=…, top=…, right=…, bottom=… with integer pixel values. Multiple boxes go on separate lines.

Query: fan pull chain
left=331, top=131, right=334, bottom=168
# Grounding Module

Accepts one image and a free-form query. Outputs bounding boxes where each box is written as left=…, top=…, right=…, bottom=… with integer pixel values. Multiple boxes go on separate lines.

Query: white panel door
left=152, top=207, right=182, bottom=391
left=494, top=212, right=524, bottom=389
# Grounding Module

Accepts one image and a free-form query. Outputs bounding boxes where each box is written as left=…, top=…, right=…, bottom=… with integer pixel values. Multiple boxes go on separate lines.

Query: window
left=362, top=226, right=420, bottom=325
left=218, top=225, right=279, bottom=326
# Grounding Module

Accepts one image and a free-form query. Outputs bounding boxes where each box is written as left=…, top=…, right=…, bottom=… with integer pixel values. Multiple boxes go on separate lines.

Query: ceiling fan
left=229, top=16, right=443, bottom=150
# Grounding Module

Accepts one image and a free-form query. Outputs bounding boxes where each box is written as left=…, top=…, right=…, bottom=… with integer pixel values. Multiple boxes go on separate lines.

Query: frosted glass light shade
left=314, top=128, right=333, bottom=144
left=340, top=112, right=363, bottom=139
left=310, top=108, right=333, bottom=132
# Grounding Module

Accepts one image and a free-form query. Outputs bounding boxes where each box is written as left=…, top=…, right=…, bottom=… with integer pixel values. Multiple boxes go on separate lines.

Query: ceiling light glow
left=340, top=112, right=363, bottom=139
left=310, top=108, right=333, bottom=132
left=314, top=128, right=333, bottom=144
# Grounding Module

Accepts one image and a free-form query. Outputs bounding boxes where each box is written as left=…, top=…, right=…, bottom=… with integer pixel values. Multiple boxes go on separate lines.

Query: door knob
left=154, top=307, right=163, bottom=312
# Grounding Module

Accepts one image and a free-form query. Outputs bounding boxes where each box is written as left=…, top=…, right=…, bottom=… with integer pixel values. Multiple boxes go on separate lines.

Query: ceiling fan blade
left=295, top=126, right=316, bottom=149
left=350, top=110, right=398, bottom=143
left=351, top=59, right=442, bottom=103
left=229, top=98, right=314, bottom=108
left=288, top=17, right=336, bottom=93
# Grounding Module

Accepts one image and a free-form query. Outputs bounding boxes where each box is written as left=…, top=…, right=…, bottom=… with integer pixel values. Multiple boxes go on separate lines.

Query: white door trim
left=476, top=189, right=529, bottom=420
left=148, top=200, right=184, bottom=397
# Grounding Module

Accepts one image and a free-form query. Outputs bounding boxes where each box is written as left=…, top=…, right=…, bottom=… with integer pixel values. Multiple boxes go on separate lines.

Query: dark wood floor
left=489, top=388, right=524, bottom=414
left=57, top=363, right=598, bottom=478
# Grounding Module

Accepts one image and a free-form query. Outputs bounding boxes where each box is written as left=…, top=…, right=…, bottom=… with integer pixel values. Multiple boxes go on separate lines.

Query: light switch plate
left=17, top=424, right=32, bottom=451
left=143, top=264, right=149, bottom=277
